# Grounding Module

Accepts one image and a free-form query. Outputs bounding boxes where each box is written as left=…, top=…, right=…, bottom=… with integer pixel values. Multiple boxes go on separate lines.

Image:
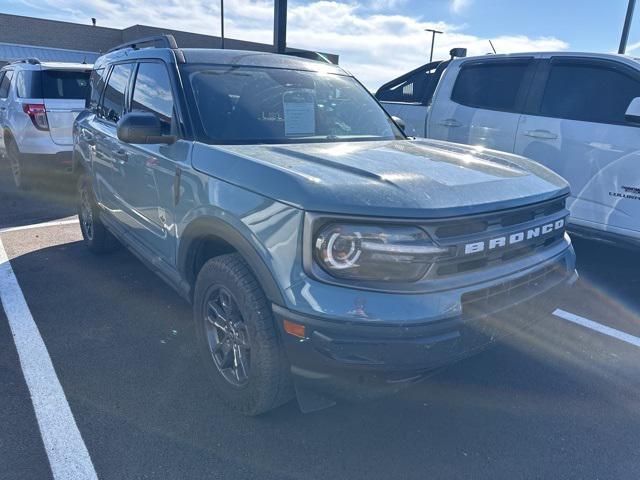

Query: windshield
left=182, top=65, right=404, bottom=144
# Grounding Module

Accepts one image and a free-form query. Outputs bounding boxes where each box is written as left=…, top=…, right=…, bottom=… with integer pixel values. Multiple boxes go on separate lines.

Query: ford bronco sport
left=74, top=35, right=577, bottom=414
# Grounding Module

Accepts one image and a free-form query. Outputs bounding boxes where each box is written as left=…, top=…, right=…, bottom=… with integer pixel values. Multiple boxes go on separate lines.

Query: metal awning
left=0, top=42, right=99, bottom=65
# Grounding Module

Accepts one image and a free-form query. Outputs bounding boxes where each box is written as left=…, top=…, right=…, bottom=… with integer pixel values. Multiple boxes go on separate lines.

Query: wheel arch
left=71, top=140, right=92, bottom=177
left=178, top=216, right=285, bottom=306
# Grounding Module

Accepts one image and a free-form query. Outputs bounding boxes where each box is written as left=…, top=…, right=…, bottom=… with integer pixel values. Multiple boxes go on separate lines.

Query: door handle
left=437, top=118, right=462, bottom=128
left=84, top=132, right=96, bottom=146
left=114, top=150, right=128, bottom=164
left=523, top=129, right=558, bottom=140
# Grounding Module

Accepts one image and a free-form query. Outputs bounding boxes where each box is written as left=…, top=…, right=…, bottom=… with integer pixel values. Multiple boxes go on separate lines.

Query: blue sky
left=2, top=0, right=637, bottom=88
left=422, top=0, right=632, bottom=52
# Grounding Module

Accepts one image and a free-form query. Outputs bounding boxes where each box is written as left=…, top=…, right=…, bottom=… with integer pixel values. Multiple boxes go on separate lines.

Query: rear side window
left=100, top=63, right=134, bottom=123
left=15, top=71, right=27, bottom=98
left=540, top=61, right=640, bottom=124
left=376, top=61, right=443, bottom=104
left=40, top=70, right=90, bottom=99
left=87, top=68, right=107, bottom=111
left=131, top=62, right=174, bottom=131
left=15, top=71, right=41, bottom=98
left=0, top=70, right=14, bottom=98
left=452, top=61, right=530, bottom=111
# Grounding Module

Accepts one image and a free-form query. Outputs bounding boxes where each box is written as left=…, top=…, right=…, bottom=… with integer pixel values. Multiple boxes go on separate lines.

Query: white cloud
left=625, top=40, right=640, bottom=53
left=451, top=0, right=473, bottom=14
left=367, top=0, right=409, bottom=10
left=21, top=0, right=569, bottom=89
left=285, top=2, right=568, bottom=89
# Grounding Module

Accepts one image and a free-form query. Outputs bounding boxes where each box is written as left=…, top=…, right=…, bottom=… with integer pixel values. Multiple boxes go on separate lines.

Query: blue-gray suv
left=74, top=35, right=577, bottom=414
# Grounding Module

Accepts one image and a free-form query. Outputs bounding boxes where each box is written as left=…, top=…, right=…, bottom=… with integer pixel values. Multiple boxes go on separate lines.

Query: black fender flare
left=71, top=142, right=92, bottom=176
left=178, top=216, right=285, bottom=306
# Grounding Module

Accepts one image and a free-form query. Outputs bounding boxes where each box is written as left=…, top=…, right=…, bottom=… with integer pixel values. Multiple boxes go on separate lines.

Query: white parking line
left=553, top=308, right=640, bottom=348
left=0, top=238, right=98, bottom=480
left=0, top=217, right=79, bottom=234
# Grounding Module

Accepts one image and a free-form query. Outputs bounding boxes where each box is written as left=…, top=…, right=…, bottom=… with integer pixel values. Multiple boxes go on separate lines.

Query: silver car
left=0, top=59, right=92, bottom=189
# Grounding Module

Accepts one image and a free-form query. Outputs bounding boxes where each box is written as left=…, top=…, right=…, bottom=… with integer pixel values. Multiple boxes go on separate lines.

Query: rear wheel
left=77, top=173, right=119, bottom=253
left=6, top=138, right=30, bottom=190
left=194, top=253, right=293, bottom=415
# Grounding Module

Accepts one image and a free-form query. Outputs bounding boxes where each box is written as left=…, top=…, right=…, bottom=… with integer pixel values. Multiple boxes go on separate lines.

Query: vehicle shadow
left=573, top=237, right=640, bottom=294
left=569, top=236, right=640, bottom=337
left=0, top=159, right=77, bottom=230
left=8, top=237, right=640, bottom=479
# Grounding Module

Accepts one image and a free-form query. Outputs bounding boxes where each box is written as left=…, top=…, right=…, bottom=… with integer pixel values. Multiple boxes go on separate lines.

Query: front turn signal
left=283, top=320, right=306, bottom=339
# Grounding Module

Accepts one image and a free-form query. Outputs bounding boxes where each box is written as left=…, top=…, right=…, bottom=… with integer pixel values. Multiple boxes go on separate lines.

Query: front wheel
left=77, top=173, right=119, bottom=253
left=193, top=253, right=293, bottom=415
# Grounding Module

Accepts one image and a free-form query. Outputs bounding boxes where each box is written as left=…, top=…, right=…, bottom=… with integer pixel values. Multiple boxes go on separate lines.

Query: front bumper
left=274, top=247, right=577, bottom=407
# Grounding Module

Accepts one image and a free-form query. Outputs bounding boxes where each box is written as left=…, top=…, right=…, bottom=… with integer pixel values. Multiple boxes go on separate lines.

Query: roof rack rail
left=107, top=34, right=178, bottom=53
left=9, top=58, right=40, bottom=65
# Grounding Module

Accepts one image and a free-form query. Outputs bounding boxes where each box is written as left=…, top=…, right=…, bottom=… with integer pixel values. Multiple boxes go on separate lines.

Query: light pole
left=619, top=0, right=636, bottom=54
left=274, top=0, right=287, bottom=54
left=425, top=28, right=443, bottom=63
left=220, top=0, right=225, bottom=49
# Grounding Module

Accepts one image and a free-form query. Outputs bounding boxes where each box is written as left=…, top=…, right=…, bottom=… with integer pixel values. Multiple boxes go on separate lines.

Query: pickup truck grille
left=426, top=197, right=568, bottom=278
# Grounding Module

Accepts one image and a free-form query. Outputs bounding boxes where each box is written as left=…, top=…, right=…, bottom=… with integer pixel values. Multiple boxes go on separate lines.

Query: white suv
left=379, top=52, right=640, bottom=249
left=0, top=59, right=92, bottom=189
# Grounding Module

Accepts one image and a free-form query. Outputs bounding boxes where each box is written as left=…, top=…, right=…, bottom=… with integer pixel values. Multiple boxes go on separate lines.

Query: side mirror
left=625, top=97, right=640, bottom=123
left=117, top=112, right=176, bottom=144
left=449, top=47, right=467, bottom=58
left=392, top=115, right=406, bottom=133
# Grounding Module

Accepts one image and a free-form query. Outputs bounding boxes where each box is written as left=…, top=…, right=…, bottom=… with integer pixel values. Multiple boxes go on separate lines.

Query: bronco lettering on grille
left=463, top=219, right=565, bottom=255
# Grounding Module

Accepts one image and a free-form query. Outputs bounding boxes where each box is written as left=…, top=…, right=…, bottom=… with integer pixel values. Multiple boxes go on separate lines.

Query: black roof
left=179, top=48, right=345, bottom=73
left=96, top=33, right=345, bottom=74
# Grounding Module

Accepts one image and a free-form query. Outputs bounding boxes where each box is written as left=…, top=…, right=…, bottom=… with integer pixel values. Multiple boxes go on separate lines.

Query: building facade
left=0, top=13, right=337, bottom=67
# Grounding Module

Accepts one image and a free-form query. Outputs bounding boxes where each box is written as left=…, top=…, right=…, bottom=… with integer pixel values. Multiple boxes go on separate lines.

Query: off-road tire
left=194, top=253, right=293, bottom=415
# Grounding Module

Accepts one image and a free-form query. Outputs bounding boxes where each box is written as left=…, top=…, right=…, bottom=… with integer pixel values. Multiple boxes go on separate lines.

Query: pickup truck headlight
left=313, top=223, right=450, bottom=282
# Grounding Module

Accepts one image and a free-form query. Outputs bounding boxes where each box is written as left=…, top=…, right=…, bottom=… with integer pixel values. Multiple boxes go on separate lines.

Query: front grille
left=436, top=230, right=564, bottom=276
left=432, top=198, right=565, bottom=239
left=425, top=197, right=568, bottom=278
left=461, top=262, right=566, bottom=317
left=435, top=220, right=487, bottom=238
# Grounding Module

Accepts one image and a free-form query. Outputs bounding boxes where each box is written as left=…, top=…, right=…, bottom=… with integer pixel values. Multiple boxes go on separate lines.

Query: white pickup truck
left=378, top=52, right=640, bottom=248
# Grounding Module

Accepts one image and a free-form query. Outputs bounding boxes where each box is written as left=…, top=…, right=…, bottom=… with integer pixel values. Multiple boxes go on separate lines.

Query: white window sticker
left=283, top=90, right=315, bottom=136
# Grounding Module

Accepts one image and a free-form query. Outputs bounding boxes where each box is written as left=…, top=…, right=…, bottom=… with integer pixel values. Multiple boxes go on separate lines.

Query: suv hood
left=191, top=139, right=569, bottom=218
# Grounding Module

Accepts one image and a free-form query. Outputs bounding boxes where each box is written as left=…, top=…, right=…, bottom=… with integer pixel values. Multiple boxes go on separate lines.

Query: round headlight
left=313, top=223, right=450, bottom=282
left=324, top=229, right=362, bottom=269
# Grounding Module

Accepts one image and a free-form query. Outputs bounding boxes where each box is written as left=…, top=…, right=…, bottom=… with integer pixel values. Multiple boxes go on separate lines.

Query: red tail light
left=22, top=103, right=49, bottom=131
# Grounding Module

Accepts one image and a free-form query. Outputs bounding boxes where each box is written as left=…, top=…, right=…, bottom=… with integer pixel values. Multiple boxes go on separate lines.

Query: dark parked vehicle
left=74, top=35, right=577, bottom=414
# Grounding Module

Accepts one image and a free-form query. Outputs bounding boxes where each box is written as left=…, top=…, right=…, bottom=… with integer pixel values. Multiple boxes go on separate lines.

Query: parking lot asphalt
left=2, top=163, right=640, bottom=479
